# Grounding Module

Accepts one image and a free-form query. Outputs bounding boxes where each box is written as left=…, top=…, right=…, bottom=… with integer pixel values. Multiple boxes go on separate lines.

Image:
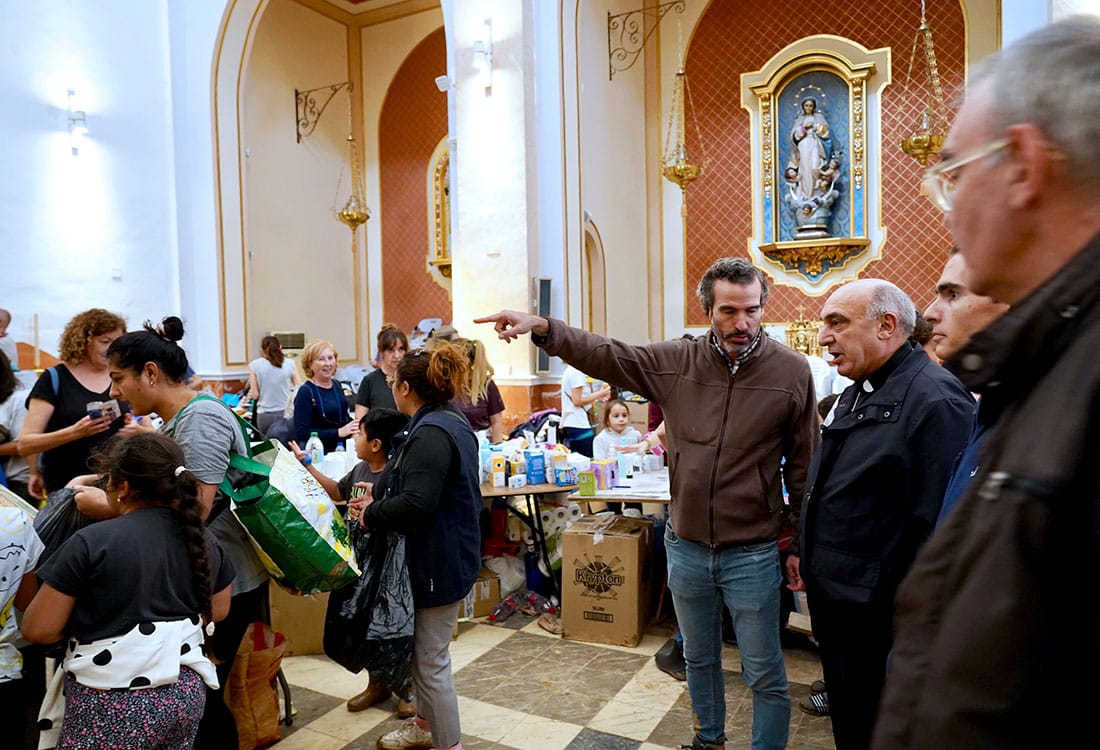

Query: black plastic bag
left=33, top=488, right=96, bottom=566
left=323, top=525, right=414, bottom=689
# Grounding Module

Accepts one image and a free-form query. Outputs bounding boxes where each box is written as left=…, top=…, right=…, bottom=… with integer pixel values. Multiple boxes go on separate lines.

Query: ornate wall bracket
left=295, top=81, right=350, bottom=143
left=758, top=238, right=871, bottom=280
left=607, top=1, right=685, bottom=79
left=741, top=36, right=891, bottom=296
left=426, top=138, right=452, bottom=295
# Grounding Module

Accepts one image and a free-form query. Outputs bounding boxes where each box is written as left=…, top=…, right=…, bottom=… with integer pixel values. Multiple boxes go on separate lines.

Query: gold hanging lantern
left=900, top=0, right=949, bottom=166
left=661, top=45, right=706, bottom=215
left=337, top=134, right=370, bottom=232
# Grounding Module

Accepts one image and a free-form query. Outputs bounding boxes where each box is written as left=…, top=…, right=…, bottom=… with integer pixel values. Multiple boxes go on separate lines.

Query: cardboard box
left=561, top=515, right=653, bottom=647
left=460, top=566, right=502, bottom=619
left=625, top=400, right=650, bottom=433
left=268, top=581, right=329, bottom=656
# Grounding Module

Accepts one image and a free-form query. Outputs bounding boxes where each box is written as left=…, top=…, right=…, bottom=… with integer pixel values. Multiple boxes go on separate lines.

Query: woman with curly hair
left=19, top=308, right=129, bottom=499
left=23, top=431, right=232, bottom=749
left=364, top=343, right=482, bottom=750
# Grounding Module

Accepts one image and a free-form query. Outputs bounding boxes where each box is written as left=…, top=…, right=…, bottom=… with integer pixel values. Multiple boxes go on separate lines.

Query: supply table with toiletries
left=480, top=482, right=577, bottom=598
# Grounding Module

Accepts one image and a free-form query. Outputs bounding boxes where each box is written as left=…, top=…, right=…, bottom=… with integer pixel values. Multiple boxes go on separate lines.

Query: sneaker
left=798, top=690, right=829, bottom=717
left=654, top=637, right=687, bottom=681
left=810, top=678, right=826, bottom=695
left=377, top=718, right=433, bottom=749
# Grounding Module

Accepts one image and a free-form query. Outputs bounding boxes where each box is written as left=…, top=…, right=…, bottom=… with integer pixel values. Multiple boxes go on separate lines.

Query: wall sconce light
left=472, top=19, right=492, bottom=91
left=434, top=75, right=453, bottom=93
left=68, top=89, right=88, bottom=156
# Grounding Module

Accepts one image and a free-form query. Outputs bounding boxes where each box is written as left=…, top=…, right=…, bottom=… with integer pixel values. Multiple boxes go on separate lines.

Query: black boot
left=680, top=736, right=725, bottom=749
left=654, top=636, right=687, bottom=681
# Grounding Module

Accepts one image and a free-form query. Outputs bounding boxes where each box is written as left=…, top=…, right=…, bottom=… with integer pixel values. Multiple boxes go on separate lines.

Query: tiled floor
left=276, top=613, right=834, bottom=749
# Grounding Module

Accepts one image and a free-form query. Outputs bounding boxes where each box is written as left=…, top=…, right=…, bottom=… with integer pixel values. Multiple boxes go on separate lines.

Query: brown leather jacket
left=872, top=231, right=1100, bottom=750
left=538, top=321, right=819, bottom=547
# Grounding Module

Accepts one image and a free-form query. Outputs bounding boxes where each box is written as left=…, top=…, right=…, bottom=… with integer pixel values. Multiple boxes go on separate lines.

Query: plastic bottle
left=488, top=596, right=518, bottom=623
left=344, top=440, right=358, bottom=472
left=524, top=541, right=544, bottom=594
left=305, top=432, right=324, bottom=466
left=523, top=590, right=556, bottom=614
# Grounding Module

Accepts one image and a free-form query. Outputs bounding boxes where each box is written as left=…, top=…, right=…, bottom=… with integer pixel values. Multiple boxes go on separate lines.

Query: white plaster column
left=448, top=0, right=541, bottom=381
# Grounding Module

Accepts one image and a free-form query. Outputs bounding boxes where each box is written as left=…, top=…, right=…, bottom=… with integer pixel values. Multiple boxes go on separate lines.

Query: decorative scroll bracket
left=295, top=81, right=350, bottom=143
left=607, top=1, right=685, bottom=80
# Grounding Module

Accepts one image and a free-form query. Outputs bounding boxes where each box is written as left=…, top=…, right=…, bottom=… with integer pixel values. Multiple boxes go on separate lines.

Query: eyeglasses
left=922, top=138, right=1009, bottom=212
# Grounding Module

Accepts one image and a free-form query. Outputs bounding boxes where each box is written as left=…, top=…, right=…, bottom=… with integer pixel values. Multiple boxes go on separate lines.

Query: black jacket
left=873, top=231, right=1100, bottom=750
left=364, top=404, right=482, bottom=609
left=799, top=343, right=973, bottom=604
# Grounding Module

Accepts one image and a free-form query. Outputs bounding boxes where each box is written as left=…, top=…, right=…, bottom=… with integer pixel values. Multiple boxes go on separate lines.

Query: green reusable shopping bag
left=214, top=405, right=360, bottom=595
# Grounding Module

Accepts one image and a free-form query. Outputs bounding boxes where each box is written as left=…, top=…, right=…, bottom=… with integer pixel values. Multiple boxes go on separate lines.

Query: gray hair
left=975, top=16, right=1100, bottom=191
left=866, top=281, right=916, bottom=337
left=696, top=257, right=769, bottom=314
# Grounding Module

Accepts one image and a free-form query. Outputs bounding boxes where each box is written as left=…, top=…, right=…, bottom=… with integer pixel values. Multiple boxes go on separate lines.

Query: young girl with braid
left=22, top=432, right=233, bottom=749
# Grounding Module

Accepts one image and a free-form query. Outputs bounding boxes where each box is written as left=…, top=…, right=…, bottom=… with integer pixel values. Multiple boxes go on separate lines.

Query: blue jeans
left=665, top=523, right=790, bottom=749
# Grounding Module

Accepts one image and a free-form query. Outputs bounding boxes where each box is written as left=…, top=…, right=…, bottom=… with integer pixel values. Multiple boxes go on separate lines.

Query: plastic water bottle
left=488, top=596, right=518, bottom=623
left=523, top=590, right=556, bottom=614
left=344, top=440, right=358, bottom=472
left=305, top=431, right=324, bottom=466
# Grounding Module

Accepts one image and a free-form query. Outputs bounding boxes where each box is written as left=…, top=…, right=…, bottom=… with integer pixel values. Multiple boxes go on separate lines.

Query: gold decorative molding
left=783, top=312, right=824, bottom=357
left=758, top=237, right=871, bottom=277
left=760, top=97, right=773, bottom=198
left=426, top=137, right=452, bottom=292
left=852, top=79, right=865, bottom=189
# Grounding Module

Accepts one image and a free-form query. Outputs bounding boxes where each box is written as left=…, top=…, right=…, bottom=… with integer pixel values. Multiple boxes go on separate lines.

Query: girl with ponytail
left=360, top=343, right=482, bottom=750
left=23, top=432, right=233, bottom=749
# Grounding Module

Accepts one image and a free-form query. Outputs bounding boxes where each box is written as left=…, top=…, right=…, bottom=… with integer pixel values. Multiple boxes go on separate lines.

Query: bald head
left=819, top=280, right=916, bottom=380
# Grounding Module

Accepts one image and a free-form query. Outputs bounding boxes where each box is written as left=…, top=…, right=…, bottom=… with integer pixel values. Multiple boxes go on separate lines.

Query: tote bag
left=209, top=399, right=360, bottom=594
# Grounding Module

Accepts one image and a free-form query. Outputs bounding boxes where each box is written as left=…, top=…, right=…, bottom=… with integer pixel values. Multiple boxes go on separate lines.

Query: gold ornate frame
left=741, top=35, right=891, bottom=296
left=426, top=136, right=452, bottom=295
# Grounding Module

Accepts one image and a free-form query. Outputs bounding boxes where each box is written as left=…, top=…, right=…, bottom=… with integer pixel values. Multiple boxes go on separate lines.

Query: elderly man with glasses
left=873, top=17, right=1100, bottom=750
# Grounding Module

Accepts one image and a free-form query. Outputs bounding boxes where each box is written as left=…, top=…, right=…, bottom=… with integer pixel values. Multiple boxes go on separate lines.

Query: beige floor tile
left=639, top=743, right=679, bottom=750
left=273, top=726, right=349, bottom=750
left=588, top=697, right=665, bottom=741
left=497, top=712, right=584, bottom=749
left=281, top=655, right=369, bottom=699
left=613, top=660, right=689, bottom=709
left=301, top=703, right=389, bottom=742
left=456, top=695, right=529, bottom=743
left=451, top=623, right=517, bottom=671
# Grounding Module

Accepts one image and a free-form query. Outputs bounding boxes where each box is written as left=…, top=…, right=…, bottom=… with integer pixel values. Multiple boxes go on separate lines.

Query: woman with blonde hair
left=448, top=338, right=504, bottom=444
left=362, top=342, right=481, bottom=750
left=293, top=339, right=358, bottom=451
left=19, top=308, right=131, bottom=498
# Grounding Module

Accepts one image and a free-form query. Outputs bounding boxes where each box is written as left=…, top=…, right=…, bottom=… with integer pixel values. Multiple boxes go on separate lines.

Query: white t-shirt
left=0, top=507, right=43, bottom=682
left=0, top=388, right=30, bottom=483
left=0, top=335, right=16, bottom=368
left=560, top=365, right=595, bottom=429
left=250, top=357, right=297, bottom=415
left=592, top=426, right=643, bottom=460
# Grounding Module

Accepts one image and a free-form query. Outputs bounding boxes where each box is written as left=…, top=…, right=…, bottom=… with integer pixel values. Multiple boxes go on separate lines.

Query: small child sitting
left=591, top=398, right=642, bottom=460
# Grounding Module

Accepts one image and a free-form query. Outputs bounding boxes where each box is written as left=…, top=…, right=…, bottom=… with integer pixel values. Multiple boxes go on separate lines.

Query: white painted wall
left=0, top=0, right=181, bottom=361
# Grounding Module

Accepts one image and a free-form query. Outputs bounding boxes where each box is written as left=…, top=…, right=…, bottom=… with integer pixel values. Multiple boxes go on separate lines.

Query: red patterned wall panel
left=684, top=0, right=965, bottom=325
left=378, top=27, right=451, bottom=333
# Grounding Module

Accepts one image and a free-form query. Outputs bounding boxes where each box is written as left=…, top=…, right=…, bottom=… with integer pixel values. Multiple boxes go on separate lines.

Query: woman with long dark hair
left=354, top=324, right=408, bottom=419
left=363, top=343, right=482, bottom=750
left=93, top=316, right=269, bottom=749
left=22, top=431, right=232, bottom=748
left=248, top=335, right=301, bottom=434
